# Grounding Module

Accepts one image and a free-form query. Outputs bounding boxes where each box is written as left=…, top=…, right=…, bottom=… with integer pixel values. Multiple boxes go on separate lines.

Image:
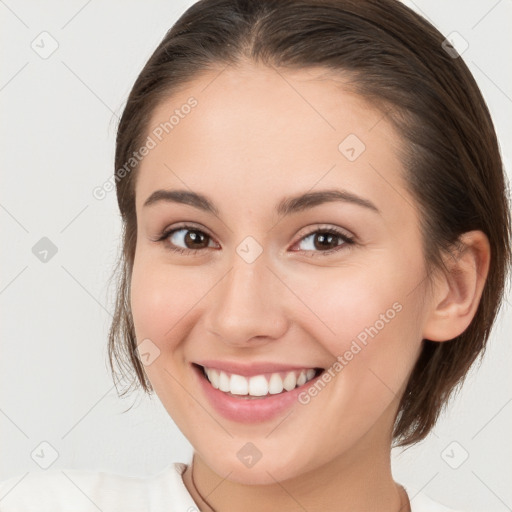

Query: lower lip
left=192, top=364, right=324, bottom=424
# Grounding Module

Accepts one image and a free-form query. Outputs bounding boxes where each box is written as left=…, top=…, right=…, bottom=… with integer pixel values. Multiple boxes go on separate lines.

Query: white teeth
left=218, top=370, right=230, bottom=392
left=230, top=374, right=248, bottom=395
left=205, top=368, right=219, bottom=389
left=283, top=371, right=296, bottom=391
left=248, top=375, right=268, bottom=396
left=203, top=366, right=319, bottom=397
left=268, top=373, right=284, bottom=394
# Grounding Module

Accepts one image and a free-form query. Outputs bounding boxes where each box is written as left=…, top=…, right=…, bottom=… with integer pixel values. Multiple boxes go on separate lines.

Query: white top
left=0, top=462, right=462, bottom=511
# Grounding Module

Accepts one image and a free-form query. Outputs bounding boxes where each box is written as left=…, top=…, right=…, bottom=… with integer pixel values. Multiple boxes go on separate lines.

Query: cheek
left=130, top=253, right=196, bottom=344
left=289, top=252, right=425, bottom=394
left=288, top=268, right=423, bottom=453
left=292, top=265, right=418, bottom=350
left=129, top=253, right=199, bottom=406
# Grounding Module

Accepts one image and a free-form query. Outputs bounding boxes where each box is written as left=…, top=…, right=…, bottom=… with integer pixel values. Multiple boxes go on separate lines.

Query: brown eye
left=294, top=228, right=355, bottom=255
left=313, top=232, right=341, bottom=250
left=156, top=225, right=217, bottom=255
left=168, top=228, right=212, bottom=250
left=182, top=229, right=210, bottom=249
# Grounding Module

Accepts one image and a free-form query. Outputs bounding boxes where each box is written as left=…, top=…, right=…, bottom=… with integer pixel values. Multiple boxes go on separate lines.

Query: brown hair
left=108, top=0, right=511, bottom=447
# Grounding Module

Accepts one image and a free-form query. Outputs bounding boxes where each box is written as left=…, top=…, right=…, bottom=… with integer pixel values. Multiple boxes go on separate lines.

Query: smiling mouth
left=193, top=363, right=324, bottom=399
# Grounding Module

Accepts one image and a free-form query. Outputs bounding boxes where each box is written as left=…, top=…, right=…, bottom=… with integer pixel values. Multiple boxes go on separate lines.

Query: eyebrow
left=143, top=188, right=380, bottom=216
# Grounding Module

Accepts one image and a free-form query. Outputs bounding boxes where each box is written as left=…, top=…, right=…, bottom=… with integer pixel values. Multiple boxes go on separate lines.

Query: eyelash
left=155, top=223, right=355, bottom=257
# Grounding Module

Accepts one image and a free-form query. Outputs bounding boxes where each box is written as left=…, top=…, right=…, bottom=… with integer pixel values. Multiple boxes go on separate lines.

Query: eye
left=292, top=226, right=355, bottom=255
left=156, top=224, right=217, bottom=255
left=155, top=224, right=355, bottom=256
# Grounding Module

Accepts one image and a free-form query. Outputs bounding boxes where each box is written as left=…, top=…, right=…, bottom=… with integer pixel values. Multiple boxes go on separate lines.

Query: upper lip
left=193, top=360, right=323, bottom=377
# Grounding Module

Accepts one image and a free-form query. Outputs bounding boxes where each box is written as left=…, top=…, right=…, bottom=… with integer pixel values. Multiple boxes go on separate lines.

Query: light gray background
left=1, top=1, right=511, bottom=511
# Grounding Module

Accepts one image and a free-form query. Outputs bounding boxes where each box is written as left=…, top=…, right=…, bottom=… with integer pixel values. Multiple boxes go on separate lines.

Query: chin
left=222, top=465, right=298, bottom=486
left=202, top=449, right=315, bottom=486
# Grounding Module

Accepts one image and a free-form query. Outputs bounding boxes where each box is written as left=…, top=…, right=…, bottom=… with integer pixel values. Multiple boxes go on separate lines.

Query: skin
left=129, top=62, right=490, bottom=512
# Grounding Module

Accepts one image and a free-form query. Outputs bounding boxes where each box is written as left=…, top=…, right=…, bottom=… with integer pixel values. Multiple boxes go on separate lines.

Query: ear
left=422, top=230, right=491, bottom=342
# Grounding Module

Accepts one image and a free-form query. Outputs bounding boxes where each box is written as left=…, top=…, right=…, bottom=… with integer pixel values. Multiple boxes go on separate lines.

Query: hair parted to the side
left=108, top=0, right=511, bottom=447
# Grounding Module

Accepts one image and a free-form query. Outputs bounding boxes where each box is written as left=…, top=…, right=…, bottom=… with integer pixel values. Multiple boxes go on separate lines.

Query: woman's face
left=130, top=63, right=430, bottom=484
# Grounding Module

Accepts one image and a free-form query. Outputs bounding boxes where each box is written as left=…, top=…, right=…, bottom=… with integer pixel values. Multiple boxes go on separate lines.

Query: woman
left=1, top=0, right=510, bottom=510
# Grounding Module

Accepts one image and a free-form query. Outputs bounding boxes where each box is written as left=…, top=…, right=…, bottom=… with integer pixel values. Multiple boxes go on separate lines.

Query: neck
left=182, top=419, right=410, bottom=512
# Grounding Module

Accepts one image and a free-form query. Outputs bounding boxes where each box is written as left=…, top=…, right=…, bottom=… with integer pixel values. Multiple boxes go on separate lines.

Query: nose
left=204, top=252, right=289, bottom=347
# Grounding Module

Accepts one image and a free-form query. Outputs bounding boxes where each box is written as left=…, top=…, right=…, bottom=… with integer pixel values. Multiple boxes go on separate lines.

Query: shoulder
left=0, top=462, right=197, bottom=512
left=406, top=486, right=465, bottom=512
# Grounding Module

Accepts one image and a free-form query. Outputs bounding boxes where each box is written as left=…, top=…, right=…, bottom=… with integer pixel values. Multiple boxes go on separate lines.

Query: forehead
left=135, top=63, right=416, bottom=224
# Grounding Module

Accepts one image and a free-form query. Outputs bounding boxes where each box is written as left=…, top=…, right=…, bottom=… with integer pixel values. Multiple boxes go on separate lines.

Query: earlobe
left=422, top=231, right=491, bottom=342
